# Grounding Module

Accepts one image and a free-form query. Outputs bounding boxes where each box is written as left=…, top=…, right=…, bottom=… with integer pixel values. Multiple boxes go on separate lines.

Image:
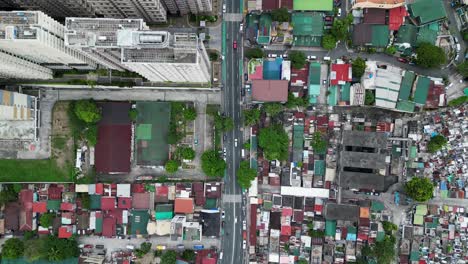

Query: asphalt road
left=220, top=0, right=245, bottom=263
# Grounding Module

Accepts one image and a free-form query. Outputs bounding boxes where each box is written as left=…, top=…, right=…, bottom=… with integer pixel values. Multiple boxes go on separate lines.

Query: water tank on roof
left=139, top=34, right=163, bottom=43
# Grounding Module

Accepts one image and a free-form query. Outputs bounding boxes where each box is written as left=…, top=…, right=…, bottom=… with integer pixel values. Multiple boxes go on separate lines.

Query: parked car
left=84, top=244, right=93, bottom=249
left=223, top=4, right=226, bottom=12
left=243, top=240, right=246, bottom=249
left=96, top=245, right=105, bottom=249
left=222, top=210, right=225, bottom=219
left=243, top=220, right=247, bottom=230
left=156, top=245, right=166, bottom=250
left=307, top=55, right=317, bottom=60
left=233, top=41, right=237, bottom=49
left=136, top=175, right=153, bottom=181
left=338, top=8, right=342, bottom=16
left=397, top=57, right=409, bottom=63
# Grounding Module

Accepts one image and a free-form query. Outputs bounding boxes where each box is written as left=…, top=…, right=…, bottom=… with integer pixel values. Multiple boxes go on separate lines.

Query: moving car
left=223, top=4, right=226, bottom=13
left=156, top=245, right=166, bottom=250
left=235, top=138, right=238, bottom=147
left=239, top=23, right=243, bottom=32
left=307, top=55, right=317, bottom=60
left=233, top=41, right=237, bottom=49
left=222, top=210, right=225, bottom=219
left=193, top=245, right=204, bottom=250
left=243, top=240, right=247, bottom=249
left=243, top=220, right=247, bottom=230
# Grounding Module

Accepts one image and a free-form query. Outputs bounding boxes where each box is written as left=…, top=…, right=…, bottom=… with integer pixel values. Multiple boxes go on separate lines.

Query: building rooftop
left=351, top=0, right=405, bottom=9
left=363, top=8, right=387, bottom=24
left=340, top=171, right=387, bottom=191
left=342, top=130, right=388, bottom=148
left=408, top=0, right=446, bottom=25
left=293, top=0, right=332, bottom=11
left=330, top=63, right=352, bottom=85
left=251, top=80, right=289, bottom=102
left=324, top=203, right=359, bottom=221
left=174, top=198, right=194, bottom=214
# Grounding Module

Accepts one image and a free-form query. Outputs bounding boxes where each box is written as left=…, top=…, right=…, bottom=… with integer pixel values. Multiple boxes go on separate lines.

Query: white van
left=456, top=44, right=461, bottom=52
left=219, top=252, right=223, bottom=260
left=324, top=56, right=331, bottom=61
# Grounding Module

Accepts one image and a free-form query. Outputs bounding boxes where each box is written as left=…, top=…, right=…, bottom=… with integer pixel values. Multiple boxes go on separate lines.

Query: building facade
left=161, top=0, right=211, bottom=15
left=11, top=0, right=96, bottom=19
left=86, top=0, right=167, bottom=23
left=0, top=50, right=52, bottom=79
left=0, top=11, right=98, bottom=70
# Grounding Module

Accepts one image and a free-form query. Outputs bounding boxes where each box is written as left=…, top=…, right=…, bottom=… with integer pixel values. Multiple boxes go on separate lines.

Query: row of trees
left=70, top=100, right=102, bottom=146
left=322, top=14, right=353, bottom=50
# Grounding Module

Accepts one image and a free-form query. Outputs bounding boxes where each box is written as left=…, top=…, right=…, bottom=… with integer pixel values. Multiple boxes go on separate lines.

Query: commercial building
left=118, top=31, right=211, bottom=83
left=0, top=11, right=97, bottom=70
left=65, top=17, right=148, bottom=71
left=162, top=0, right=212, bottom=15
left=10, top=0, right=96, bottom=20
left=0, top=90, right=39, bottom=141
left=86, top=0, right=167, bottom=23
left=350, top=0, right=405, bottom=10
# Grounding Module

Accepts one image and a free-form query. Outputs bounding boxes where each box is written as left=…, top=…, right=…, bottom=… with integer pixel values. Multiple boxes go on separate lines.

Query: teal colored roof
left=396, top=24, right=418, bottom=46
left=309, top=62, right=321, bottom=103
left=325, top=220, right=337, bottom=236
left=371, top=201, right=384, bottom=212
left=371, top=25, right=389, bottom=47
left=47, top=200, right=61, bottom=210
left=416, top=25, right=438, bottom=46
left=292, top=13, right=324, bottom=36
left=410, top=251, right=420, bottom=261
left=131, top=210, right=149, bottom=235
left=376, top=231, right=385, bottom=242
left=257, top=14, right=272, bottom=44
left=410, top=146, right=417, bottom=159
left=293, top=124, right=304, bottom=162
left=155, top=212, right=173, bottom=220
left=328, top=86, right=338, bottom=106
left=464, top=87, right=468, bottom=95
left=399, top=71, right=416, bottom=100
left=414, top=76, right=431, bottom=104
left=347, top=226, right=357, bottom=234
left=341, top=83, right=351, bottom=102
left=396, top=100, right=416, bottom=113
left=392, top=145, right=402, bottom=157
left=95, top=217, right=103, bottom=233
left=293, top=0, right=333, bottom=11
left=409, top=0, right=447, bottom=25
left=90, top=195, right=101, bottom=210
left=314, top=160, right=325, bottom=176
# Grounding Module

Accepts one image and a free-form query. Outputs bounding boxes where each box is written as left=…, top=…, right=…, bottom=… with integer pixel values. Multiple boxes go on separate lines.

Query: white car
left=242, top=220, right=247, bottom=230
left=223, top=4, right=226, bottom=13
left=338, top=8, right=342, bottom=16
left=222, top=211, right=225, bottom=219
left=243, top=240, right=246, bottom=249
left=234, top=138, right=238, bottom=147
left=239, top=23, right=243, bottom=32
left=307, top=55, right=317, bottom=60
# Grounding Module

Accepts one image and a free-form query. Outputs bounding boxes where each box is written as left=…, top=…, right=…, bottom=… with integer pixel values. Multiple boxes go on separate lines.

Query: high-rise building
left=10, top=0, right=97, bottom=20
left=65, top=17, right=148, bottom=71
left=118, top=31, right=211, bottom=83
left=0, top=50, right=53, bottom=79
left=86, top=0, right=167, bottom=23
left=186, top=0, right=212, bottom=13
left=161, top=0, right=211, bottom=15
left=0, top=11, right=98, bottom=70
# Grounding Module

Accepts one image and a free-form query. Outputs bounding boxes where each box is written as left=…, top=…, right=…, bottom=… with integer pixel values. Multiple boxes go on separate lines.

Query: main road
left=220, top=0, right=244, bottom=263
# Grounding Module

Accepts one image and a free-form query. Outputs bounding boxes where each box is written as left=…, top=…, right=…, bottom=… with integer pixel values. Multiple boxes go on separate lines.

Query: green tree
left=128, top=109, right=138, bottom=121
left=405, top=177, right=434, bottom=202
left=1, top=238, right=24, bottom=259
left=382, top=221, right=398, bottom=235
left=309, top=229, right=325, bottom=238
left=183, top=107, right=197, bottom=121
left=263, top=103, right=283, bottom=117
left=176, top=146, right=196, bottom=160
left=135, top=242, right=152, bottom=258
left=365, top=90, right=375, bottom=105
left=427, top=134, right=447, bottom=153
left=23, top=239, right=45, bottom=262
left=84, top=124, right=98, bottom=146
left=223, top=116, right=234, bottom=132
left=448, top=95, right=468, bottom=107
left=237, top=160, right=257, bottom=189
left=258, top=125, right=289, bottom=161
left=286, top=92, right=308, bottom=108
left=40, top=213, right=55, bottom=228
left=182, top=249, right=196, bottom=261
left=415, top=42, right=446, bottom=68
left=361, top=245, right=373, bottom=257
left=384, top=46, right=397, bottom=55
left=209, top=52, right=219, bottom=61
left=245, top=48, right=265, bottom=59
left=310, top=132, right=327, bottom=154
left=456, top=61, right=468, bottom=78
left=289, top=51, right=307, bottom=69
left=201, top=150, right=227, bottom=177
left=271, top=7, right=290, bottom=22
left=331, top=18, right=349, bottom=40
left=160, top=250, right=177, bottom=264
left=297, top=259, right=308, bottom=264
left=243, top=140, right=251, bottom=150
left=0, top=185, right=19, bottom=207
left=322, top=34, right=337, bottom=50
left=165, top=160, right=179, bottom=174
left=352, top=57, right=366, bottom=78
left=373, top=235, right=396, bottom=264
left=74, top=100, right=101, bottom=123
left=243, top=109, right=261, bottom=126
left=43, top=235, right=80, bottom=261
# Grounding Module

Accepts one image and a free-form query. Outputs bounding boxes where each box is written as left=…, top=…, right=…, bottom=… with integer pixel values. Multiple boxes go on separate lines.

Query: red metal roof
left=293, top=210, right=304, bottom=223
left=101, top=197, right=116, bottom=211
left=280, top=0, right=293, bottom=9
left=132, top=184, right=145, bottom=193
left=95, top=183, right=104, bottom=195
left=156, top=185, right=169, bottom=197
left=262, top=0, right=280, bottom=10
left=32, top=202, right=47, bottom=213
left=48, top=186, right=62, bottom=200
left=250, top=204, right=257, bottom=245
left=363, top=8, right=387, bottom=24
left=117, top=197, right=132, bottom=209
left=331, top=64, right=352, bottom=85
left=95, top=124, right=132, bottom=173
left=106, top=209, right=124, bottom=224
left=174, top=198, right=194, bottom=214
left=425, top=84, right=445, bottom=109
left=252, top=80, right=289, bottom=102
left=389, top=6, right=407, bottom=31
left=58, top=226, right=73, bottom=238
left=20, top=189, right=33, bottom=211
left=282, top=208, right=293, bottom=216
left=19, top=210, right=32, bottom=231
left=132, top=192, right=150, bottom=209
left=102, top=217, right=116, bottom=238
left=281, top=225, right=292, bottom=236
left=60, top=202, right=75, bottom=211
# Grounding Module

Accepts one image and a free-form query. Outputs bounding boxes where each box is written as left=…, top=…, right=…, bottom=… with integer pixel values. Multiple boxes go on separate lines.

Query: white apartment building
left=0, top=11, right=98, bottom=70
left=87, top=0, right=167, bottom=23
left=11, top=0, right=97, bottom=19
left=161, top=0, right=211, bottom=15
left=65, top=17, right=148, bottom=71
left=0, top=50, right=52, bottom=79
left=186, top=0, right=212, bottom=13
left=118, top=31, right=211, bottom=83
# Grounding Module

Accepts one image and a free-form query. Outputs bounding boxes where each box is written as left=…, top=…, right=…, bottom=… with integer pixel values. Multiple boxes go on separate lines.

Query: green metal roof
left=325, top=220, right=337, bottom=236
left=376, top=231, right=385, bottom=242
left=409, top=0, right=447, bottom=25
left=396, top=24, right=418, bottom=46
left=392, top=145, right=402, bottom=157
left=410, top=146, right=417, bottom=159
left=293, top=36, right=322, bottom=47
left=410, top=251, right=420, bottom=261
left=414, top=76, right=431, bottom=104
left=136, top=124, right=152, bottom=140
left=293, top=124, right=304, bottom=151
left=314, top=160, right=325, bottom=176
left=341, top=83, right=351, bottom=102
left=399, top=71, right=416, bottom=100
left=90, top=195, right=101, bottom=210
left=155, top=212, right=173, bottom=220
left=328, top=86, right=338, bottom=106
left=347, top=226, right=357, bottom=234
left=371, top=25, right=389, bottom=47
left=292, top=13, right=324, bottom=36
left=396, top=100, right=416, bottom=113
left=371, top=201, right=384, bottom=212
left=47, top=200, right=61, bottom=210
left=155, top=204, right=173, bottom=220
left=131, top=210, right=149, bottom=235
left=414, top=214, right=424, bottom=225
left=95, top=217, right=103, bottom=233
left=257, top=14, right=272, bottom=44
left=293, top=0, right=333, bottom=11
left=415, top=204, right=428, bottom=215
left=416, top=25, right=438, bottom=46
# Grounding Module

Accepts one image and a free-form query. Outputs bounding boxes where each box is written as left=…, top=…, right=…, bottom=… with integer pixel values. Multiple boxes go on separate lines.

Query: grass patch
left=0, top=159, right=72, bottom=182
left=52, top=137, right=67, bottom=150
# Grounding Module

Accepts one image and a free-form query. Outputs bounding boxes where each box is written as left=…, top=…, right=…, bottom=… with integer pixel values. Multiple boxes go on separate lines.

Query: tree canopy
left=365, top=90, right=375, bottom=105
left=128, top=109, right=138, bottom=121
left=40, top=213, right=55, bottom=228
left=263, top=103, right=284, bottom=117
left=286, top=92, right=308, bottom=108
left=1, top=238, right=24, bottom=259
left=352, top=57, right=366, bottom=78
left=415, top=42, right=446, bottom=68
left=135, top=242, right=152, bottom=258
left=322, top=34, right=336, bottom=50
left=237, top=160, right=257, bottom=189
left=457, top=61, right=468, bottom=77
left=74, top=100, right=101, bottom=123
left=165, top=160, right=179, bottom=174
left=245, top=47, right=265, bottom=59
left=161, top=250, right=177, bottom=264
left=427, top=134, right=447, bottom=153
left=183, top=107, right=197, bottom=121
left=201, top=150, right=227, bottom=177
left=23, top=239, right=45, bottom=262
left=310, top=132, right=327, bottom=154
left=373, top=235, right=397, bottom=264
left=84, top=124, right=98, bottom=146
left=405, top=177, right=434, bottom=202
left=271, top=7, right=290, bottom=22
left=258, top=125, right=289, bottom=161
left=243, top=109, right=261, bottom=126
left=214, top=114, right=234, bottom=132
left=175, top=146, right=196, bottom=160
left=448, top=95, right=468, bottom=107
left=289, top=51, right=307, bottom=69
left=0, top=184, right=20, bottom=207
left=182, top=249, right=196, bottom=261
left=331, top=15, right=352, bottom=40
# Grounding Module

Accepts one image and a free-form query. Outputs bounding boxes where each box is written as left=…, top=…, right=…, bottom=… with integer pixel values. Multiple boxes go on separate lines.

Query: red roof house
left=282, top=208, right=293, bottom=216
left=262, top=0, right=280, bottom=10
left=281, top=225, right=292, bottom=236
left=58, top=226, right=73, bottom=238
left=251, top=80, right=289, bottom=102
left=19, top=210, right=32, bottom=231
left=102, top=217, right=116, bottom=238
left=389, top=6, right=408, bottom=31
left=48, top=185, right=62, bottom=200
left=101, top=197, right=116, bottom=211
left=32, top=202, right=47, bottom=213
left=60, top=202, right=75, bottom=211
left=118, top=197, right=132, bottom=209
left=95, top=183, right=104, bottom=195
left=19, top=189, right=33, bottom=211
left=174, top=198, right=194, bottom=214
left=132, top=192, right=150, bottom=209
left=330, top=63, right=352, bottom=85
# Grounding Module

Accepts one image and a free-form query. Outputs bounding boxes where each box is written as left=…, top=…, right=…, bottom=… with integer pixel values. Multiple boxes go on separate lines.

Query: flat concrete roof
left=342, top=131, right=387, bottom=148
left=324, top=203, right=359, bottom=221
left=340, top=171, right=398, bottom=192
left=341, top=151, right=387, bottom=169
